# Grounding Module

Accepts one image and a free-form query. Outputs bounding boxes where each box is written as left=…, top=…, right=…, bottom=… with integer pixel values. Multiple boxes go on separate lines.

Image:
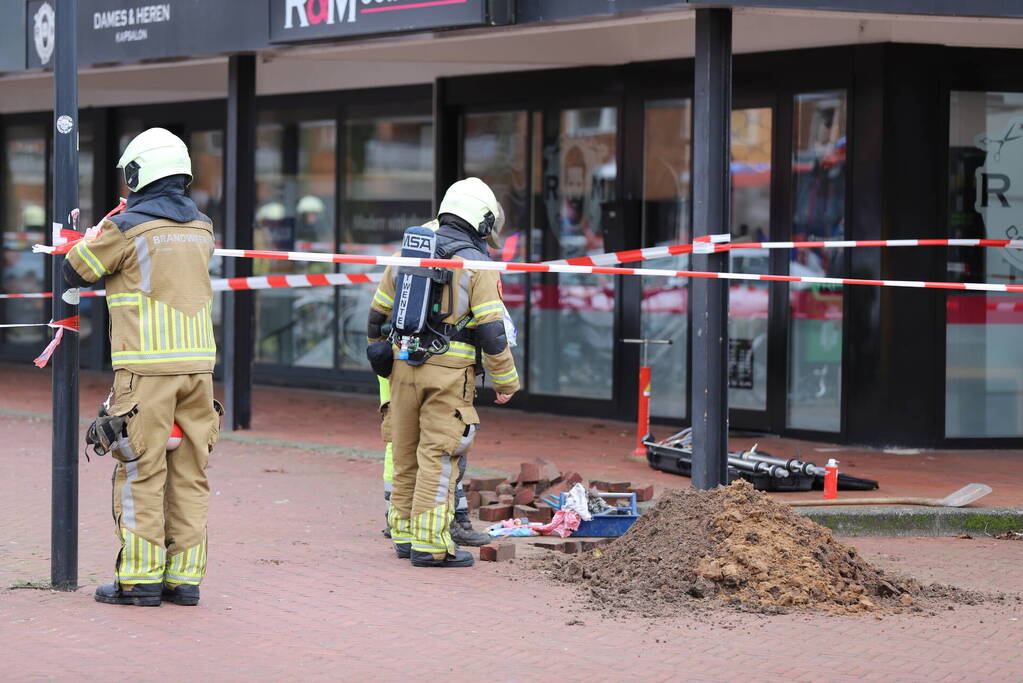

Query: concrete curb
left=797, top=505, right=1023, bottom=536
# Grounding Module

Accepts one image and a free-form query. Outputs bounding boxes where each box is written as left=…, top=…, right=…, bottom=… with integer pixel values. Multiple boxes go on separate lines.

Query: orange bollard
left=823, top=458, right=839, bottom=499
left=632, top=365, right=652, bottom=458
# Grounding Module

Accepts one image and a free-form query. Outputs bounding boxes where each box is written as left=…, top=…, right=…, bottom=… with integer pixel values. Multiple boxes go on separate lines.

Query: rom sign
left=975, top=117, right=1023, bottom=272
left=270, top=0, right=510, bottom=43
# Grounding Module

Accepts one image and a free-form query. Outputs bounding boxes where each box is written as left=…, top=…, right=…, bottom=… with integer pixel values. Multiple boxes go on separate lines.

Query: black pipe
left=50, top=0, right=79, bottom=592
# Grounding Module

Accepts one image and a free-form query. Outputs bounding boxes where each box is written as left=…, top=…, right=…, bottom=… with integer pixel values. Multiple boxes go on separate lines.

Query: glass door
left=787, top=91, right=848, bottom=433
left=530, top=107, right=618, bottom=400
left=728, top=107, right=774, bottom=420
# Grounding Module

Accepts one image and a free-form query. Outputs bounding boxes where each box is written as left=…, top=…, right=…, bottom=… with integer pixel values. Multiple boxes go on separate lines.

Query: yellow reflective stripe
left=107, top=293, right=140, bottom=307
left=373, top=294, right=394, bottom=310
left=444, top=341, right=476, bottom=360
left=374, top=288, right=394, bottom=305
left=490, top=368, right=519, bottom=383
left=113, top=356, right=216, bottom=365
left=471, top=300, right=503, bottom=316
left=73, top=241, right=107, bottom=278
left=117, top=529, right=165, bottom=582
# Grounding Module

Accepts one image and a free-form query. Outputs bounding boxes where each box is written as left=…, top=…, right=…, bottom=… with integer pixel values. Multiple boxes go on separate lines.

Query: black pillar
left=51, top=0, right=79, bottom=591
left=223, top=54, right=256, bottom=430
left=433, top=77, right=457, bottom=211
left=690, top=8, right=732, bottom=489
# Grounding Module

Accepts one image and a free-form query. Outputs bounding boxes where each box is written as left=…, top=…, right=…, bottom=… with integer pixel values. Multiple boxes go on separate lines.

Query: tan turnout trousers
left=384, top=362, right=479, bottom=558
left=108, top=369, right=220, bottom=586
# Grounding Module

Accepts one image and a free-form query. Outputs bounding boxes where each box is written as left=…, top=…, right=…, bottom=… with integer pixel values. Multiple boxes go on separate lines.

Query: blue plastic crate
left=559, top=492, right=640, bottom=537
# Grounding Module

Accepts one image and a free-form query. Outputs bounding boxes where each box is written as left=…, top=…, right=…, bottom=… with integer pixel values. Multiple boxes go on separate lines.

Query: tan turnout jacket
left=66, top=215, right=216, bottom=376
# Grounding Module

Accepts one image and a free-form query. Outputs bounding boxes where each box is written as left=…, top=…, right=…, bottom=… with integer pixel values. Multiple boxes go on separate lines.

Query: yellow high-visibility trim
left=107, top=293, right=140, bottom=307
left=374, top=288, right=394, bottom=305
left=444, top=341, right=476, bottom=360
left=471, top=300, right=503, bottom=316
left=73, top=241, right=107, bottom=279
left=112, top=356, right=216, bottom=365
left=490, top=368, right=519, bottom=383
left=117, top=528, right=165, bottom=583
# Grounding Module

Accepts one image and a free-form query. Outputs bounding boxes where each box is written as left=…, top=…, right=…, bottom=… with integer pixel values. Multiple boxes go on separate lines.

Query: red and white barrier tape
left=0, top=316, right=80, bottom=368
left=27, top=213, right=1023, bottom=293
left=204, top=247, right=1023, bottom=293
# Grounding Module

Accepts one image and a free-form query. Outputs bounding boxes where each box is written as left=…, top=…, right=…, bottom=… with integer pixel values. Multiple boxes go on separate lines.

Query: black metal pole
left=51, top=0, right=79, bottom=591
left=223, top=54, right=256, bottom=430
left=690, top=8, right=732, bottom=490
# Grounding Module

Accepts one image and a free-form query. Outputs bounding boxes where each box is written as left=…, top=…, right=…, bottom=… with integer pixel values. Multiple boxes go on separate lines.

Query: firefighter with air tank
left=368, top=178, right=520, bottom=567
left=65, top=128, right=223, bottom=606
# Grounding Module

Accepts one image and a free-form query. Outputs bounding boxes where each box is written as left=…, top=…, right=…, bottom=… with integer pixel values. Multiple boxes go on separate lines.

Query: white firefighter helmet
left=297, top=195, right=326, bottom=215
left=22, top=204, right=45, bottom=227
left=437, top=178, right=504, bottom=248
left=117, top=128, right=192, bottom=192
left=256, top=202, right=286, bottom=223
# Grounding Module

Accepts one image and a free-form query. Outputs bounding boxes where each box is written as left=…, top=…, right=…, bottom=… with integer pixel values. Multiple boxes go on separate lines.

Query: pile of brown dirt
left=545, top=480, right=969, bottom=616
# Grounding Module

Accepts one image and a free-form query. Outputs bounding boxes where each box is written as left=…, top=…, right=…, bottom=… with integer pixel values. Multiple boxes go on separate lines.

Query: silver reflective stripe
left=121, top=460, right=139, bottom=529
left=383, top=481, right=393, bottom=494
left=454, top=424, right=477, bottom=456
left=456, top=492, right=468, bottom=512
left=456, top=271, right=471, bottom=319
left=134, top=236, right=152, bottom=294
left=117, top=435, right=138, bottom=462
left=158, top=302, right=167, bottom=350
left=434, top=456, right=453, bottom=504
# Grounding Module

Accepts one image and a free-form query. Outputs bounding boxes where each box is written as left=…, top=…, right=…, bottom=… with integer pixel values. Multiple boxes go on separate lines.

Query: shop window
left=787, top=91, right=847, bottom=432
left=729, top=107, right=772, bottom=412
left=641, top=99, right=691, bottom=419
left=255, top=117, right=337, bottom=369
left=946, top=91, right=1023, bottom=438
left=77, top=123, right=97, bottom=349
left=2, top=125, right=48, bottom=345
left=189, top=130, right=225, bottom=358
left=462, top=111, right=529, bottom=374
left=530, top=107, right=617, bottom=400
left=337, top=115, right=434, bottom=371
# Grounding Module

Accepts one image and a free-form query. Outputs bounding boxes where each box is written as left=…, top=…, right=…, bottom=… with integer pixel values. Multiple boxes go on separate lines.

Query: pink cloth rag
left=531, top=509, right=581, bottom=538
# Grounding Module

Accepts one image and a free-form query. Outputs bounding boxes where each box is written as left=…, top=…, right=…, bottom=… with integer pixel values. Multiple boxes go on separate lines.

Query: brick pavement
left=1, top=409, right=1021, bottom=681
left=1, top=362, right=1021, bottom=507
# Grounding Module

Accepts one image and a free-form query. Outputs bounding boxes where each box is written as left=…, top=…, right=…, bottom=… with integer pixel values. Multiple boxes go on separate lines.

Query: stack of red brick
left=465, top=457, right=655, bottom=526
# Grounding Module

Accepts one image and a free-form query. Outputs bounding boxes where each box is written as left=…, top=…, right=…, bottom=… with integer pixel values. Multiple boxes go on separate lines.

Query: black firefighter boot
left=94, top=582, right=162, bottom=607
left=410, top=548, right=475, bottom=568
left=162, top=583, right=200, bottom=606
left=449, top=518, right=489, bottom=547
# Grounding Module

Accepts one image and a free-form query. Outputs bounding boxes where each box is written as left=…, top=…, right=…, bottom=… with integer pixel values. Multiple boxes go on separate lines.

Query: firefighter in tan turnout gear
left=65, top=128, right=222, bottom=606
left=368, top=178, right=519, bottom=567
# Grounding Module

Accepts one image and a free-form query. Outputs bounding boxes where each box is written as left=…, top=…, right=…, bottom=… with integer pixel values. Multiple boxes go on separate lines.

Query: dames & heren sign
left=269, top=0, right=503, bottom=43
left=26, top=0, right=267, bottom=69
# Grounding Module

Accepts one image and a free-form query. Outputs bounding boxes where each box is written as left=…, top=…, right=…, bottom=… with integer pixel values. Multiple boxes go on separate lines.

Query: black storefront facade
left=1, top=1, right=1022, bottom=449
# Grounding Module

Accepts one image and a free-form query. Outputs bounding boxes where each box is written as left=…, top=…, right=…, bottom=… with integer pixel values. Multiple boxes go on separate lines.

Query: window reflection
left=337, top=115, right=434, bottom=371
left=189, top=130, right=225, bottom=360
left=530, top=107, right=617, bottom=400
left=729, top=108, right=772, bottom=411
left=788, top=92, right=847, bottom=432
left=641, top=100, right=691, bottom=419
left=462, top=111, right=529, bottom=374
left=255, top=117, right=337, bottom=369
left=2, top=126, right=48, bottom=344
left=946, top=90, right=1023, bottom=437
